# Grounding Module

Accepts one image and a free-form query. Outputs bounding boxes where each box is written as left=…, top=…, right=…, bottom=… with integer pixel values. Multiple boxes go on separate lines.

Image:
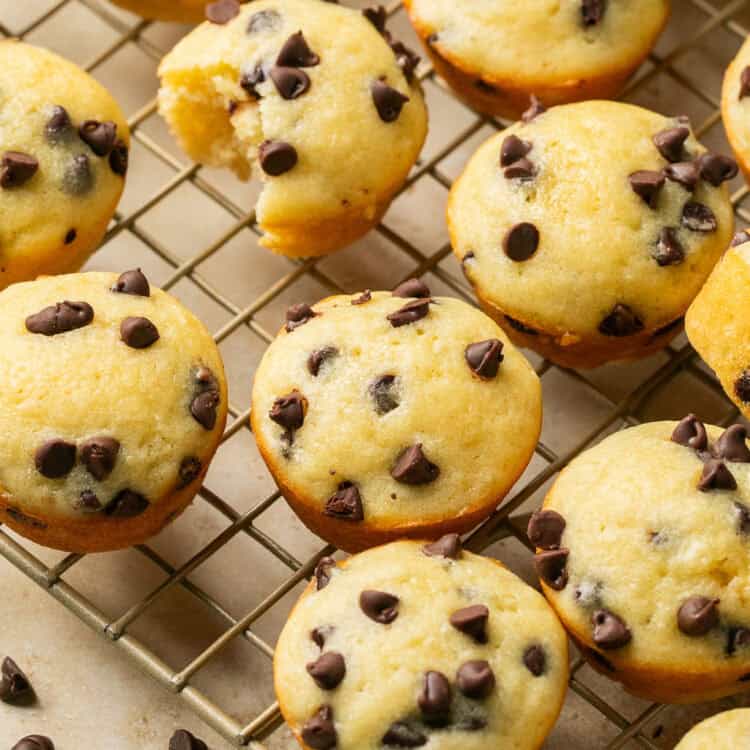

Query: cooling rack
left=1, top=0, right=750, bottom=747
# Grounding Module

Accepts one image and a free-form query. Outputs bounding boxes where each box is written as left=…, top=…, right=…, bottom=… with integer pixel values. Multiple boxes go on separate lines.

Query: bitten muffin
left=274, top=537, right=569, bottom=750
left=675, top=709, right=750, bottom=749
left=0, top=41, right=129, bottom=292
left=158, top=0, right=427, bottom=257
left=0, top=271, right=227, bottom=553
left=403, top=0, right=670, bottom=119
left=722, top=36, right=750, bottom=182
left=251, top=281, right=541, bottom=552
left=686, top=238, right=750, bottom=419
left=448, top=100, right=736, bottom=369
left=531, top=418, right=750, bottom=703
left=110, top=0, right=209, bottom=23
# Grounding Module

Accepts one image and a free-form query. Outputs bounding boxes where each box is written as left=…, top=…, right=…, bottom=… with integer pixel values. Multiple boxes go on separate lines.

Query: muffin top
left=274, top=539, right=569, bottom=750
left=722, top=36, right=750, bottom=158
left=675, top=709, right=750, bottom=749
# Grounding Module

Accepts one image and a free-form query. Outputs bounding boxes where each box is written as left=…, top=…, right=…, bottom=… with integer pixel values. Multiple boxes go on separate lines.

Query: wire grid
left=1, top=0, right=749, bottom=747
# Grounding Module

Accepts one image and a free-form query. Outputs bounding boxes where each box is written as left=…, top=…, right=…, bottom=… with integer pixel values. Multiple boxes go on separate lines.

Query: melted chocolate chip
left=308, top=346, right=338, bottom=376
left=371, top=79, right=409, bottom=123
left=64, top=229, right=77, bottom=245
left=592, top=609, right=631, bottom=649
left=45, top=105, right=73, bottom=143
left=247, top=9, right=281, bottom=33
left=735, top=370, right=750, bottom=403
left=698, top=459, right=737, bottom=492
left=382, top=722, right=427, bottom=748
left=731, top=230, right=750, bottom=248
left=653, top=227, right=685, bottom=266
left=78, top=120, right=116, bottom=156
left=286, top=303, right=316, bottom=331
left=205, top=0, right=239, bottom=24
left=311, top=625, right=333, bottom=648
left=369, top=375, right=399, bottom=416
left=112, top=269, right=150, bottom=297
left=363, top=6, right=386, bottom=32
left=0, top=658, right=33, bottom=704
left=177, top=456, right=202, bottom=489
left=716, top=425, right=750, bottom=463
left=681, top=201, right=717, bottom=232
left=387, top=298, right=432, bottom=327
left=359, top=590, right=399, bottom=624
left=240, top=64, right=265, bottom=99
left=390, top=40, right=420, bottom=83
left=734, top=502, right=750, bottom=536
left=523, top=644, right=546, bottom=676
left=522, top=95, right=546, bottom=123
left=727, top=627, right=750, bottom=655
left=581, top=0, right=606, bottom=26
left=423, top=533, right=461, bottom=559
left=11, top=737, right=54, bottom=750
left=120, top=316, right=159, bottom=349
left=0, top=151, right=38, bottom=188
left=301, top=706, right=337, bottom=750
left=504, top=157, right=535, bottom=181
left=698, top=153, right=738, bottom=186
left=306, top=652, right=346, bottom=690
left=392, top=278, right=430, bottom=298
left=35, top=439, right=76, bottom=479
left=391, top=443, right=439, bottom=485
left=80, top=437, right=120, bottom=481
left=276, top=32, right=320, bottom=67
left=324, top=482, right=364, bottom=521
left=504, top=222, right=539, bottom=261
left=258, top=140, right=298, bottom=176
left=653, top=126, right=690, bottom=163
left=26, top=301, right=94, bottom=336
left=270, top=391, right=306, bottom=435
left=109, top=140, right=129, bottom=176
left=628, top=170, right=664, bottom=207
left=352, top=290, right=372, bottom=305
left=270, top=66, right=311, bottom=100
left=450, top=604, right=489, bottom=644
left=76, top=490, right=102, bottom=512
left=169, top=729, right=208, bottom=750
left=663, top=161, right=699, bottom=191
left=418, top=671, right=452, bottom=721
left=501, top=135, right=532, bottom=167
left=671, top=414, right=708, bottom=451
left=598, top=304, right=644, bottom=337
left=465, top=339, right=504, bottom=379
left=677, top=596, right=719, bottom=636
left=527, top=509, right=566, bottom=550
left=456, top=660, right=495, bottom=699
left=314, top=557, right=336, bottom=590
left=62, top=154, right=92, bottom=195
left=104, top=490, right=148, bottom=518
left=190, top=377, right=220, bottom=430
left=534, top=548, right=569, bottom=591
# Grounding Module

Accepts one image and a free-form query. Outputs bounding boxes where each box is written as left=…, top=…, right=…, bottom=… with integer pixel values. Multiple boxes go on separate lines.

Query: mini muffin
left=0, top=271, right=227, bottom=553
left=403, top=0, right=670, bottom=119
left=448, top=100, right=736, bottom=369
left=722, top=36, right=750, bottom=182
left=531, top=418, right=750, bottom=703
left=675, top=709, right=750, bottom=749
left=110, top=0, right=210, bottom=23
left=158, top=0, right=427, bottom=257
left=0, top=41, right=129, bottom=292
left=274, top=537, right=569, bottom=750
left=251, top=281, right=541, bottom=552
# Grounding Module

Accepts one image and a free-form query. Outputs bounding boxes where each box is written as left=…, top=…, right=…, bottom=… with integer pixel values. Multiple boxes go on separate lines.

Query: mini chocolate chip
left=240, top=64, right=265, bottom=99
left=360, top=590, right=399, bottom=624
left=391, top=443, right=439, bottom=484
left=682, top=202, right=717, bottom=232
left=276, top=32, right=320, bottom=67
left=286, top=303, right=316, bottom=331
left=26, top=300, right=94, bottom=336
left=581, top=0, right=606, bottom=26
left=61, top=154, right=93, bottom=196
left=191, top=389, right=220, bottom=430
left=270, top=66, right=311, bottom=100
left=112, top=268, right=150, bottom=297
left=465, top=339, right=504, bottom=379
left=120, top=316, right=159, bottom=349
left=678, top=596, right=719, bottom=636
left=592, top=609, right=631, bottom=649
left=35, top=439, right=76, bottom=479
left=311, top=625, right=333, bottom=648
left=76, top=490, right=102, bottom=511
left=534, top=548, right=569, bottom=591
left=741, top=66, right=750, bottom=99
left=363, top=6, right=386, bottom=33
left=504, top=222, right=539, bottom=261
left=732, top=230, right=750, bottom=248
left=0, top=658, right=33, bottom=704
left=663, top=161, right=699, bottom=191
left=324, top=482, right=364, bottom=521
left=78, top=120, right=116, bottom=156
left=177, top=456, right=202, bottom=489
left=423, top=533, right=461, bottom=559
left=598, top=304, right=644, bottom=337
left=698, top=459, right=737, bottom=491
left=653, top=227, right=685, bottom=266
left=104, top=489, right=148, bottom=518
left=728, top=627, right=750, bottom=655
left=64, top=229, right=77, bottom=245
left=735, top=502, right=750, bottom=536
left=80, top=436, right=120, bottom=481
left=314, top=556, right=336, bottom=591
left=522, top=94, right=546, bottom=123
left=698, top=153, right=738, bottom=186
left=628, top=170, right=664, bottom=207
left=505, top=314, right=538, bottom=335
left=390, top=40, right=420, bottom=83
left=11, top=737, right=54, bottom=750
left=205, top=0, right=239, bottom=23
left=45, top=105, right=72, bottom=143
left=109, top=139, right=128, bottom=176
left=308, top=346, right=338, bottom=376
left=504, top=157, right=536, bottom=181
left=653, top=126, right=690, bottom=163
left=352, top=290, right=372, bottom=305
left=671, top=414, right=708, bottom=451
left=523, top=644, right=546, bottom=676
left=387, top=298, right=432, bottom=327
left=306, top=652, right=346, bottom=690
left=456, top=660, right=495, bottom=699
left=0, top=151, right=38, bottom=188
left=371, top=79, right=409, bottom=123
left=301, top=706, right=337, bottom=750
left=382, top=722, right=427, bottom=748
left=527, top=509, right=566, bottom=550
left=247, top=9, right=281, bottom=33
left=500, top=135, right=532, bottom=167
left=258, top=140, right=298, bottom=176
left=716, top=425, right=750, bottom=463
left=270, top=391, right=306, bottom=434
left=735, top=370, right=750, bottom=403
left=392, top=278, right=430, bottom=298
left=450, top=604, right=489, bottom=644
left=169, top=729, right=208, bottom=750
left=418, top=671, right=451, bottom=722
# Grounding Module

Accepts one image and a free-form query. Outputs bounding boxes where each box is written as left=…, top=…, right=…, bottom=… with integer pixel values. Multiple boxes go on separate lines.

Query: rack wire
left=1, top=0, right=750, bottom=747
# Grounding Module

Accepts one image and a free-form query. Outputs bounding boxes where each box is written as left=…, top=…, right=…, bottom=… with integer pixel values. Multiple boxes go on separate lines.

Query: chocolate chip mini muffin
left=0, top=270, right=227, bottom=553
left=675, top=709, right=750, bottom=749
left=250, top=282, right=541, bottom=552
left=0, top=41, right=129, bottom=292
left=274, top=537, right=569, bottom=750
left=158, top=0, right=427, bottom=257
left=448, top=100, right=736, bottom=369
left=403, top=0, right=670, bottom=119
left=722, top=37, right=750, bottom=182
left=532, top=418, right=750, bottom=703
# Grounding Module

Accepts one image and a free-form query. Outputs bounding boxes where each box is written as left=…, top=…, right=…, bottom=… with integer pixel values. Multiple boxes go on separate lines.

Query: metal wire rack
left=1, top=0, right=750, bottom=747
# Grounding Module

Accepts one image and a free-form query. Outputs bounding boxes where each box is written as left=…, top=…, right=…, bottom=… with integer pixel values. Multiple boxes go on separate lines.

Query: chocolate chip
left=76, top=490, right=102, bottom=511
left=191, top=389, right=220, bottom=431
left=311, top=625, right=333, bottom=648
left=698, top=459, right=737, bottom=492
left=418, top=671, right=451, bottom=722
left=500, top=135, right=532, bottom=167
left=628, top=170, right=664, bottom=207
left=324, top=482, right=364, bottom=522
left=120, top=316, right=159, bottom=349
left=389, top=40, right=420, bottom=83
left=363, top=6, right=387, bottom=33
left=456, top=660, right=495, bottom=699
left=308, top=346, right=338, bottom=376
left=475, top=78, right=497, bottom=94
left=387, top=298, right=432, bottom=327
left=423, top=533, right=461, bottom=559
left=741, top=66, right=750, bottom=99
left=306, top=652, right=346, bottom=690
left=104, top=489, right=148, bottom=518
left=26, top=301, right=94, bottom=336
left=109, top=139, right=129, bottom=176
left=652, top=227, right=685, bottom=266
left=352, top=290, right=372, bottom=305
left=504, top=222, right=539, bottom=261
left=727, top=627, right=750, bottom=655
left=715, top=425, right=750, bottom=463
left=682, top=202, right=717, bottom=233
left=64, top=229, right=77, bottom=245
left=598, top=304, right=644, bottom=337
left=177, top=457, right=202, bottom=489
left=523, top=644, right=546, bottom=676
left=301, top=706, right=337, bottom=750
left=11, top=737, right=54, bottom=750
left=112, top=268, right=150, bottom=297
left=247, top=9, right=281, bottom=33
left=735, top=370, right=750, bottom=402
left=592, top=609, right=631, bottom=649
left=392, top=278, right=430, bottom=298
left=735, top=502, right=750, bottom=536
left=527, top=509, right=566, bottom=550
left=731, top=230, right=750, bottom=248
left=286, top=303, right=316, bottom=331
left=522, top=95, right=546, bottom=123
left=505, top=314, right=538, bottom=335
left=258, top=140, right=298, bottom=176
left=677, top=596, right=719, bottom=636
left=504, top=157, right=535, bottom=181
left=371, top=79, right=409, bottom=122
left=314, top=557, right=336, bottom=591
left=581, top=0, right=606, bottom=26
left=671, top=414, right=708, bottom=451
left=276, top=31, right=320, bottom=67
left=663, top=161, right=699, bottom=191
left=359, top=590, right=399, bottom=624
left=381, top=722, right=427, bottom=748
left=270, top=391, right=306, bottom=435
left=61, top=154, right=93, bottom=196
left=0, top=151, right=38, bottom=188
left=205, top=0, right=239, bottom=23
left=80, top=437, right=120, bottom=481
left=450, top=604, right=489, bottom=643
left=698, top=153, right=738, bottom=186
left=45, top=105, right=73, bottom=143
left=240, top=64, right=265, bottom=99
left=35, top=439, right=76, bottom=479
left=653, top=126, right=690, bottom=163
left=270, top=66, right=311, bottom=100
left=78, top=120, right=116, bottom=156
left=0, top=658, right=33, bottom=704
left=169, top=729, right=208, bottom=750
left=534, top=548, right=569, bottom=591
left=464, top=339, right=504, bottom=379
left=391, top=443, right=439, bottom=484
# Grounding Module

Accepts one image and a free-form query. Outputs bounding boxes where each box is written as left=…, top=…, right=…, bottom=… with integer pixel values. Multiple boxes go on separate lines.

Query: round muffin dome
left=721, top=35, right=750, bottom=182
left=675, top=709, right=750, bottom=749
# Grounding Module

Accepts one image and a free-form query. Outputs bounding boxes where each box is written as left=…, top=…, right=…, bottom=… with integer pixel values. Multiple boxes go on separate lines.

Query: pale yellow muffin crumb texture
left=675, top=708, right=750, bottom=749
